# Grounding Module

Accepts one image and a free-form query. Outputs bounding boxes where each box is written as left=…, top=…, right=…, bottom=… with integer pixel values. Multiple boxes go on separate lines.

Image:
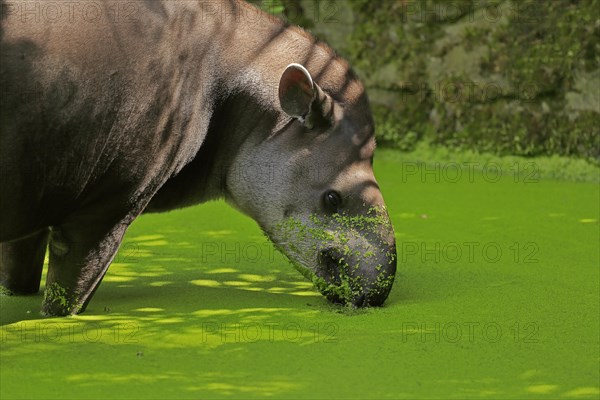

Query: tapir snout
left=273, top=202, right=397, bottom=308
left=313, top=164, right=397, bottom=307
left=318, top=237, right=397, bottom=307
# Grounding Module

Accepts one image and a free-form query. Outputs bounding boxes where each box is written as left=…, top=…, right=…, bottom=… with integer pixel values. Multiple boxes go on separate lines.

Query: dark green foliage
left=276, top=0, right=600, bottom=162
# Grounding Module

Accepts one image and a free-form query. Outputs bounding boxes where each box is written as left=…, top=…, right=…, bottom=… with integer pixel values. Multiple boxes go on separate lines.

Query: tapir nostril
left=318, top=249, right=342, bottom=285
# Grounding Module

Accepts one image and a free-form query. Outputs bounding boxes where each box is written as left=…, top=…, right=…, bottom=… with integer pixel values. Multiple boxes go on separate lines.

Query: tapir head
left=226, top=63, right=396, bottom=307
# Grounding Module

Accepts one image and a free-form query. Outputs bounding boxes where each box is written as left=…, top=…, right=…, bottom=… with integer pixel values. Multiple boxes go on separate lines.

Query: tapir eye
left=323, top=190, right=342, bottom=213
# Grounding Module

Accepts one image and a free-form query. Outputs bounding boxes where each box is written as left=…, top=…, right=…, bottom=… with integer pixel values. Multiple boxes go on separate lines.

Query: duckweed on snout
left=272, top=207, right=396, bottom=306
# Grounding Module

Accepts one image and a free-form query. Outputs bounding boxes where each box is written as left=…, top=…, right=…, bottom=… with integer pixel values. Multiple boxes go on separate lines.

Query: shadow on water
left=0, top=223, right=481, bottom=328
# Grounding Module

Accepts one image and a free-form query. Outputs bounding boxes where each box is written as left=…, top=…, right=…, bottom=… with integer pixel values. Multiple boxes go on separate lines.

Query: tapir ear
left=278, top=63, right=315, bottom=119
left=278, top=63, right=333, bottom=129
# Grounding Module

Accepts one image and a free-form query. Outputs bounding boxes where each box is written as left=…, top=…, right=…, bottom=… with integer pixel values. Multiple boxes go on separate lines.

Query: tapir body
left=0, top=0, right=396, bottom=315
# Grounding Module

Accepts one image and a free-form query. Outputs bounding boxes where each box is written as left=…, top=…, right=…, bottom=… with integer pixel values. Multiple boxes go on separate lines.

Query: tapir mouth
left=316, top=249, right=366, bottom=307
left=315, top=246, right=396, bottom=308
left=271, top=209, right=397, bottom=308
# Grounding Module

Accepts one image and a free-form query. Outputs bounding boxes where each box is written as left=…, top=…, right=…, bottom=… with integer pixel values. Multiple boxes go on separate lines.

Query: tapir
left=0, top=0, right=397, bottom=316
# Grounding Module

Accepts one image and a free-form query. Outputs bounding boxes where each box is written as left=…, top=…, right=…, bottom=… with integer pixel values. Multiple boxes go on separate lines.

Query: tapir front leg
left=42, top=213, right=130, bottom=316
left=0, top=229, right=50, bottom=295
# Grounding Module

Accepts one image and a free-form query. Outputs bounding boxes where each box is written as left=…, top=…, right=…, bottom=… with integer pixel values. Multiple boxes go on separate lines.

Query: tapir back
left=0, top=1, right=219, bottom=241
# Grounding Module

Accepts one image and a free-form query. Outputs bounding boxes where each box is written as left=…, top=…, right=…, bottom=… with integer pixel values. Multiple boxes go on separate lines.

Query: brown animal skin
left=0, top=0, right=397, bottom=316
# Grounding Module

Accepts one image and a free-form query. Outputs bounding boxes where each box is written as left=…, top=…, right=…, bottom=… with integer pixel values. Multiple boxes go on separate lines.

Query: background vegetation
left=253, top=0, right=599, bottom=162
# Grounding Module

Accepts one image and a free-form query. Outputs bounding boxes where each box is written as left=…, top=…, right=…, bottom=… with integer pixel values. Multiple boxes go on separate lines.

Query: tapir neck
left=145, top=0, right=362, bottom=212
left=207, top=0, right=364, bottom=187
